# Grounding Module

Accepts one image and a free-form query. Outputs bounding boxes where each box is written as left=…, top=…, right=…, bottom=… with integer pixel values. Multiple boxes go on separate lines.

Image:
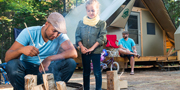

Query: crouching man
left=5, top=12, right=77, bottom=90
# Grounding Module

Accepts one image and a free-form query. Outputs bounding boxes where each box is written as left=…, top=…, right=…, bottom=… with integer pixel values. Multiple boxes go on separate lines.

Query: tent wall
left=106, top=27, right=123, bottom=42
left=142, top=10, right=164, bottom=56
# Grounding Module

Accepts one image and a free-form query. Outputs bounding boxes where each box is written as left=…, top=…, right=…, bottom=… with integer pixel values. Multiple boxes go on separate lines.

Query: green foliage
left=163, top=0, right=180, bottom=28
left=0, top=0, right=65, bottom=62
left=71, top=0, right=85, bottom=6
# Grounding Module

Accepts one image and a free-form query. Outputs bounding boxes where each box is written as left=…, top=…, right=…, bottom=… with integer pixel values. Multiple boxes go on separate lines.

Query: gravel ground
left=69, top=68, right=180, bottom=90
left=1, top=68, right=180, bottom=90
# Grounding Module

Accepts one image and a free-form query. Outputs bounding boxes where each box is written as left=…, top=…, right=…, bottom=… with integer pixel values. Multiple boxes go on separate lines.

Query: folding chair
left=106, top=34, right=120, bottom=57
left=0, top=28, right=23, bottom=84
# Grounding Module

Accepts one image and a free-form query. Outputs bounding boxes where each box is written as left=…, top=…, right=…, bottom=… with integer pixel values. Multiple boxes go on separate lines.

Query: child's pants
left=82, top=54, right=102, bottom=90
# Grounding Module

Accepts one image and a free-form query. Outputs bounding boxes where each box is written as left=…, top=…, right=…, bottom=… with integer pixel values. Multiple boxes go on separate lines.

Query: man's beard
left=44, top=26, right=52, bottom=40
left=124, top=37, right=127, bottom=39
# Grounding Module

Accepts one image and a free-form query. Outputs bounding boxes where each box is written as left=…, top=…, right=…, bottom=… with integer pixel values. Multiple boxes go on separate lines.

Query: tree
left=0, top=0, right=64, bottom=62
left=163, top=0, right=180, bottom=28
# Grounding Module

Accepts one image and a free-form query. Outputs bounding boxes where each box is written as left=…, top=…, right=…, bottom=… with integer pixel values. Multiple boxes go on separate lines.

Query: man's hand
left=20, top=46, right=39, bottom=57
left=80, top=46, right=88, bottom=54
left=39, top=57, right=51, bottom=73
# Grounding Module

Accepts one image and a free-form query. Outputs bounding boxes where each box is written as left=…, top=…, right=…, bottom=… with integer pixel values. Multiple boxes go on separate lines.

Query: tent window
left=128, top=15, right=138, bottom=44
left=147, top=23, right=155, bottom=35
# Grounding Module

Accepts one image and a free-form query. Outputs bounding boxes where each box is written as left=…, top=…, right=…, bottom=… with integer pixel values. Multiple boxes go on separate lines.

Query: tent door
left=125, top=12, right=141, bottom=55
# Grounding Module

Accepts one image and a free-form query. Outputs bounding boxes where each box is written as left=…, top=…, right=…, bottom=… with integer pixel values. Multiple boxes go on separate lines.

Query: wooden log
left=43, top=73, right=56, bottom=90
left=107, top=70, right=120, bottom=90
left=24, top=74, right=37, bottom=90
left=56, top=81, right=67, bottom=90
left=0, top=84, right=13, bottom=90
left=32, top=84, right=45, bottom=90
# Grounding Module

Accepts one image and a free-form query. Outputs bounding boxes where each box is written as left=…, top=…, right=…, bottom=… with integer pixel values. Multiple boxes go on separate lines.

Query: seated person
left=118, top=31, right=140, bottom=75
left=5, top=12, right=77, bottom=90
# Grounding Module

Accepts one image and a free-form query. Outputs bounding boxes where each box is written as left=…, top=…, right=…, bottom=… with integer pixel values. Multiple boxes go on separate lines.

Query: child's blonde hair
left=85, top=0, right=100, bottom=13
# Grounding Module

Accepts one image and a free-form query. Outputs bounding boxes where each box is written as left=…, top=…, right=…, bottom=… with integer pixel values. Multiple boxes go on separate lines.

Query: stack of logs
left=25, top=73, right=67, bottom=90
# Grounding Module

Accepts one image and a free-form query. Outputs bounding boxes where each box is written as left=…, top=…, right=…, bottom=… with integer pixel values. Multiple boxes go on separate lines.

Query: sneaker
left=130, top=72, right=134, bottom=75
left=136, top=54, right=140, bottom=59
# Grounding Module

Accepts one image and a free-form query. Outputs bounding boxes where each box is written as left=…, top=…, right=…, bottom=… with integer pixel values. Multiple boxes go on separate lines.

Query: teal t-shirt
left=16, top=26, right=69, bottom=64
left=118, top=38, right=135, bottom=52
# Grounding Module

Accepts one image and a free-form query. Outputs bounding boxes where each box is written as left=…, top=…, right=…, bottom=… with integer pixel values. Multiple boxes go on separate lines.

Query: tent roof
left=108, top=0, right=176, bottom=40
left=142, top=0, right=176, bottom=40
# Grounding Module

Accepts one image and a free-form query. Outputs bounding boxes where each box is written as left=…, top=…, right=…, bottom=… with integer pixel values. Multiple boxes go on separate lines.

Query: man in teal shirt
left=118, top=31, right=140, bottom=75
left=5, top=12, right=77, bottom=90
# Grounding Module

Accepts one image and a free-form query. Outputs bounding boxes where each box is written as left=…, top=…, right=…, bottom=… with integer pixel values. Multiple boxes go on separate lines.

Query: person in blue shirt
left=4, top=12, right=77, bottom=90
left=118, top=31, right=140, bottom=75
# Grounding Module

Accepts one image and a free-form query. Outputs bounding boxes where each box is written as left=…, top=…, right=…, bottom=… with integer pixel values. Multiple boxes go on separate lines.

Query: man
left=118, top=31, right=140, bottom=75
left=5, top=12, right=77, bottom=90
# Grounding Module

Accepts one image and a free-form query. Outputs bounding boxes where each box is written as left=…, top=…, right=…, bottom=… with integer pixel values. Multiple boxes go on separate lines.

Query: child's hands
left=87, top=47, right=95, bottom=54
left=81, top=46, right=88, bottom=54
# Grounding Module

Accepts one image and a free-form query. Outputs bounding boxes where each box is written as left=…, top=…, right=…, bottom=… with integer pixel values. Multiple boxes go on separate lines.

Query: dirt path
left=69, top=69, right=180, bottom=90
left=1, top=68, right=180, bottom=90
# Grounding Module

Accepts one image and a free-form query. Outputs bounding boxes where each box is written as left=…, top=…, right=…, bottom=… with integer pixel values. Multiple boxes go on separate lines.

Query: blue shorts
left=120, top=54, right=134, bottom=61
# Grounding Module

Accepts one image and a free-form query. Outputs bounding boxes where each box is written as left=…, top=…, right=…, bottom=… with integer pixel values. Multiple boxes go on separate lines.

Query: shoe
left=136, top=54, right=140, bottom=59
left=130, top=72, right=134, bottom=75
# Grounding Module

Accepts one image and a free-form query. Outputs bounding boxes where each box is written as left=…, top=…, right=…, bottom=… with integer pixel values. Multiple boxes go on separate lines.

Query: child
left=75, top=0, right=107, bottom=90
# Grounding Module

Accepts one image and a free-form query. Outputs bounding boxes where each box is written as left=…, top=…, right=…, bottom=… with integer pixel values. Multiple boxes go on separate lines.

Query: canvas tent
left=65, top=0, right=179, bottom=68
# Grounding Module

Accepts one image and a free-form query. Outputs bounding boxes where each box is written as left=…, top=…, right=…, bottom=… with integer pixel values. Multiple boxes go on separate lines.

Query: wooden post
left=56, top=81, right=67, bottom=90
left=107, top=71, right=120, bottom=90
left=43, top=73, right=56, bottom=90
left=177, top=51, right=180, bottom=60
left=24, top=74, right=37, bottom=90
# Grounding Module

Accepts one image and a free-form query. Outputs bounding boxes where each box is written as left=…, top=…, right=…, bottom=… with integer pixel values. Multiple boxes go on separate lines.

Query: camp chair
left=0, top=28, right=23, bottom=84
left=0, top=62, right=9, bottom=84
left=106, top=34, right=119, bottom=48
left=13, top=28, right=23, bottom=40
left=106, top=34, right=120, bottom=57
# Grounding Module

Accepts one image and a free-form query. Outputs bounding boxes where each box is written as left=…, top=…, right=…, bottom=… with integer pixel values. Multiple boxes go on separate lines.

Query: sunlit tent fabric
left=65, top=0, right=126, bottom=44
left=100, top=0, right=126, bottom=21
left=175, top=26, right=180, bottom=50
left=110, top=0, right=135, bottom=28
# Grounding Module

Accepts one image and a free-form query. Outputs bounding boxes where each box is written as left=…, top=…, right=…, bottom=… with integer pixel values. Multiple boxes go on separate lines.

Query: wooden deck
left=74, top=55, right=180, bottom=72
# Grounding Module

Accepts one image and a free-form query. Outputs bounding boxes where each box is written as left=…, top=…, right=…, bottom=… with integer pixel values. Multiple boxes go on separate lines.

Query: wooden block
left=56, top=81, right=67, bottom=90
left=102, top=80, right=128, bottom=89
left=119, top=80, right=128, bottom=89
left=24, top=74, right=37, bottom=90
left=102, top=80, right=107, bottom=89
left=107, top=71, right=120, bottom=90
left=43, top=73, right=56, bottom=90
left=32, top=84, right=45, bottom=90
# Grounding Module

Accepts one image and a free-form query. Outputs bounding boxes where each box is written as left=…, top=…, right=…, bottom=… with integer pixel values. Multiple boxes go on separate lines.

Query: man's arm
left=47, top=40, right=78, bottom=61
left=39, top=40, right=78, bottom=72
left=132, top=46, right=137, bottom=53
left=5, top=41, right=39, bottom=62
left=119, top=45, right=128, bottom=50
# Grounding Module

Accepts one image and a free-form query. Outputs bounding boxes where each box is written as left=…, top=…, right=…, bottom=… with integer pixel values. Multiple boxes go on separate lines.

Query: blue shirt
left=16, top=26, right=69, bottom=64
left=118, top=38, right=135, bottom=52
